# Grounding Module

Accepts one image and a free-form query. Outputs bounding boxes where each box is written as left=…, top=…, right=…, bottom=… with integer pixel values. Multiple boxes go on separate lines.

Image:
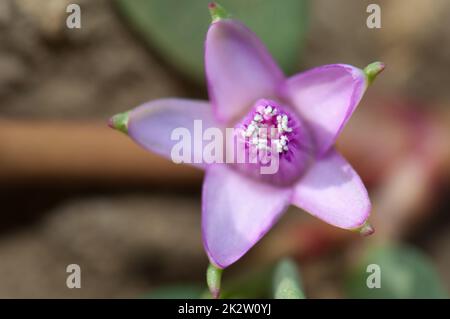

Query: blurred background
left=0, top=0, right=449, bottom=298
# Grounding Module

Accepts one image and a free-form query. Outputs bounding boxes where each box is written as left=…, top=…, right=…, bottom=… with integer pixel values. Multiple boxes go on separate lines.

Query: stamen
left=241, top=102, right=294, bottom=155
left=233, top=99, right=311, bottom=187
left=253, top=114, right=262, bottom=122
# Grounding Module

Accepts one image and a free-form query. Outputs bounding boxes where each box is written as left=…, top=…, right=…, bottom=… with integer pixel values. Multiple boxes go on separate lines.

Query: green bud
left=206, top=263, right=223, bottom=299
left=355, top=221, right=375, bottom=237
left=208, top=2, right=230, bottom=23
left=364, top=62, right=385, bottom=85
left=108, top=111, right=129, bottom=134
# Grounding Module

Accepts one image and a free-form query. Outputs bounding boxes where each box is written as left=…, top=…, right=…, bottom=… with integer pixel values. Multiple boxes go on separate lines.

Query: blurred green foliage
left=115, top=0, right=309, bottom=83
left=346, top=244, right=448, bottom=299
left=143, top=284, right=205, bottom=299
left=145, top=259, right=305, bottom=299
left=144, top=244, right=449, bottom=299
left=273, top=259, right=305, bottom=299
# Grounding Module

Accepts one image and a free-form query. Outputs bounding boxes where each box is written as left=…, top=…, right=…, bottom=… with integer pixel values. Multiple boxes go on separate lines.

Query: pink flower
left=109, top=3, right=383, bottom=269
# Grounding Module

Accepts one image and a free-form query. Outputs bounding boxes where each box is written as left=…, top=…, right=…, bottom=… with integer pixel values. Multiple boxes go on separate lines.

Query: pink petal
left=205, top=20, right=285, bottom=124
left=127, top=98, right=219, bottom=169
left=291, top=149, right=371, bottom=229
left=202, top=165, right=292, bottom=268
left=284, top=64, right=367, bottom=154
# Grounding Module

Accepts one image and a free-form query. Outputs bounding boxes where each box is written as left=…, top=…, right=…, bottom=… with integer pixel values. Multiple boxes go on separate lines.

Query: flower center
left=241, top=103, right=294, bottom=155
left=231, top=99, right=313, bottom=186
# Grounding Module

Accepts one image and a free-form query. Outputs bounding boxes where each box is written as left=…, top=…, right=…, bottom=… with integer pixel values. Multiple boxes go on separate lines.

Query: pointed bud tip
left=359, top=222, right=375, bottom=237
left=107, top=117, right=114, bottom=129
left=210, top=288, right=220, bottom=299
left=208, top=2, right=230, bottom=23
left=364, top=62, right=385, bottom=85
left=108, top=111, right=129, bottom=134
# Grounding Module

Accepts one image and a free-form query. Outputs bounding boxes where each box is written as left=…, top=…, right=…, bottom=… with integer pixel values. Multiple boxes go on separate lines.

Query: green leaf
left=346, top=244, right=448, bottom=299
left=115, top=0, right=309, bottom=83
left=273, top=258, right=305, bottom=299
left=142, top=284, right=204, bottom=299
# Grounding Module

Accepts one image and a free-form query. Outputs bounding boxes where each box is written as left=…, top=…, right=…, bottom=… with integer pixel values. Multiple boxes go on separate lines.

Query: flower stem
left=206, top=263, right=223, bottom=299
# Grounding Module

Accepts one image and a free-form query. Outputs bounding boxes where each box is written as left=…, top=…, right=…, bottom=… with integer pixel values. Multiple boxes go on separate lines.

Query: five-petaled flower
left=109, top=3, right=384, bottom=270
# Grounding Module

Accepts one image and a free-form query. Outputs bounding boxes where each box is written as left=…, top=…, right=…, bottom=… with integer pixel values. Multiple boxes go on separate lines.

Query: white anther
left=281, top=119, right=293, bottom=133
left=264, top=106, right=273, bottom=115
left=257, top=142, right=270, bottom=151
left=273, top=140, right=282, bottom=153
left=244, top=124, right=255, bottom=137
left=253, top=114, right=263, bottom=122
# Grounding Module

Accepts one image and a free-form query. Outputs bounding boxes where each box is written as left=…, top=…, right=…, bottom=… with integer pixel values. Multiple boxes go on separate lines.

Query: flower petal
left=127, top=98, right=219, bottom=168
left=284, top=64, right=367, bottom=154
left=202, top=165, right=292, bottom=268
left=291, top=149, right=370, bottom=229
left=205, top=19, right=284, bottom=124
